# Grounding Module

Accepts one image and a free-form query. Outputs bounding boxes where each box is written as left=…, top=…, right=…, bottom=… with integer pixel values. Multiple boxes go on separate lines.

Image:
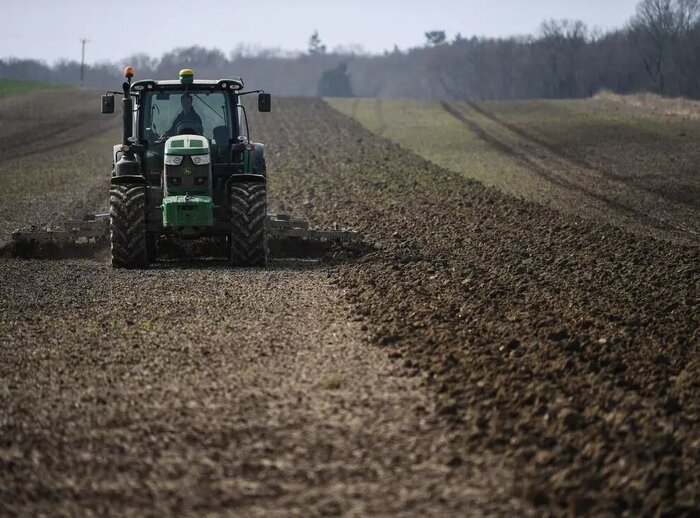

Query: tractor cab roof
left=130, top=77, right=244, bottom=93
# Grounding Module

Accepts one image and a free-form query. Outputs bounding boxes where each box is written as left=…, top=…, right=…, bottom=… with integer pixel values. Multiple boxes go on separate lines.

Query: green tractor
left=102, top=67, right=273, bottom=268
left=11, top=67, right=358, bottom=261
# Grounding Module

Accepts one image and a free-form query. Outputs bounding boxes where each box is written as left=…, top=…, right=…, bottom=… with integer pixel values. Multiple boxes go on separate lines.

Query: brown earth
left=1, top=92, right=698, bottom=516
left=0, top=89, right=116, bottom=163
left=0, top=92, right=525, bottom=515
left=1, top=260, right=522, bottom=516
left=0, top=89, right=118, bottom=245
left=264, top=99, right=699, bottom=515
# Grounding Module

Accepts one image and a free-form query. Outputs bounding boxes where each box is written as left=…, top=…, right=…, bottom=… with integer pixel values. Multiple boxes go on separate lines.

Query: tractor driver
left=164, top=94, right=203, bottom=136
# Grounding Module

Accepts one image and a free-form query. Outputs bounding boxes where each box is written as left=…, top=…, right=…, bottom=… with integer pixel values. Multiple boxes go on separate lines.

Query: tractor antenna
left=79, top=38, right=89, bottom=87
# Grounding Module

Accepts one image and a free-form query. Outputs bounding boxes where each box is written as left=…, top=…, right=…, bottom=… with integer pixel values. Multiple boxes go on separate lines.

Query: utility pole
left=79, top=38, right=89, bottom=86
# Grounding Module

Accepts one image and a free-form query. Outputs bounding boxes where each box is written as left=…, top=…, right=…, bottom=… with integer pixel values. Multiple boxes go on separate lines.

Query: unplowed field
left=331, top=97, right=700, bottom=245
left=1, top=92, right=698, bottom=516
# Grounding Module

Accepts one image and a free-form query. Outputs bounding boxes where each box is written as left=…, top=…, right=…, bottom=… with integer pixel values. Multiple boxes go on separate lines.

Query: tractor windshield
left=142, top=90, right=232, bottom=145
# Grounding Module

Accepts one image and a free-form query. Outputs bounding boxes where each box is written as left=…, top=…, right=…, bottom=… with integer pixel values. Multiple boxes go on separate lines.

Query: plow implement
left=11, top=213, right=360, bottom=261
left=12, top=216, right=110, bottom=249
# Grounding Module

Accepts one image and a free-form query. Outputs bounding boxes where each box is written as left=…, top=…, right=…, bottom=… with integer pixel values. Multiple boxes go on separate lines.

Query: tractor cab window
left=143, top=90, right=231, bottom=146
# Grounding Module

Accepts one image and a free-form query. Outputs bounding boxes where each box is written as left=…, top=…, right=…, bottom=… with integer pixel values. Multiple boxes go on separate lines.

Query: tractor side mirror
left=101, top=94, right=115, bottom=114
left=258, top=92, right=271, bottom=112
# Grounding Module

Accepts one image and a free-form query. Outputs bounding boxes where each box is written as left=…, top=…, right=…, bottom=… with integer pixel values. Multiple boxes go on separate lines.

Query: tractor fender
left=250, top=143, right=266, bottom=175
left=112, top=144, right=123, bottom=167
left=111, top=175, right=147, bottom=186
left=229, top=174, right=266, bottom=185
left=113, top=153, right=140, bottom=177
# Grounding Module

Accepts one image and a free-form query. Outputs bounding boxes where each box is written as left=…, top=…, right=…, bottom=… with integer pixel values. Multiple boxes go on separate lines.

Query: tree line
left=2, top=0, right=700, bottom=100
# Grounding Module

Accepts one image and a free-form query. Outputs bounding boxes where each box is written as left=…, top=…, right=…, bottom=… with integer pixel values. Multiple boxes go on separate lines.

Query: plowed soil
left=263, top=99, right=699, bottom=515
left=1, top=92, right=698, bottom=516
left=0, top=90, right=118, bottom=245
left=1, top=92, right=523, bottom=516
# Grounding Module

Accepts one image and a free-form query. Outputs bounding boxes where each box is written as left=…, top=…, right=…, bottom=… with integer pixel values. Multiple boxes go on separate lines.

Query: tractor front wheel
left=229, top=182, right=267, bottom=267
left=110, top=183, right=148, bottom=269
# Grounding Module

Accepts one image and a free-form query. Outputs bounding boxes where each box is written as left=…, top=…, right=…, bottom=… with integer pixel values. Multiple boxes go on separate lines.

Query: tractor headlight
left=165, top=155, right=183, bottom=166
left=191, top=154, right=210, bottom=166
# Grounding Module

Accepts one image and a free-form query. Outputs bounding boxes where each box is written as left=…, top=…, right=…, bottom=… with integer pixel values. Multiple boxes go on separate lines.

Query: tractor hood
left=165, top=136, right=210, bottom=156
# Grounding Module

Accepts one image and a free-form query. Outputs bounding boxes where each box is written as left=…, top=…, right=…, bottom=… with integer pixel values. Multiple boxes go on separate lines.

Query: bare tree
left=630, top=0, right=700, bottom=92
left=7, top=2, right=700, bottom=101
left=308, top=31, right=327, bottom=55
left=537, top=20, right=589, bottom=98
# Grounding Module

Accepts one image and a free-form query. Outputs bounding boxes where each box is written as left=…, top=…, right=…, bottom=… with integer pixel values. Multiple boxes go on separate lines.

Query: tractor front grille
left=165, top=160, right=210, bottom=196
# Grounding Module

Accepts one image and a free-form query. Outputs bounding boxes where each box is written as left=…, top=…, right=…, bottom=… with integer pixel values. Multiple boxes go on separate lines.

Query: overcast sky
left=2, top=0, right=641, bottom=64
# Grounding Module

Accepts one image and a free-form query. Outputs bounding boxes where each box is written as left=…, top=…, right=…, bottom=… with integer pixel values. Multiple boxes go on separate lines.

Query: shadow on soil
left=1, top=240, right=106, bottom=261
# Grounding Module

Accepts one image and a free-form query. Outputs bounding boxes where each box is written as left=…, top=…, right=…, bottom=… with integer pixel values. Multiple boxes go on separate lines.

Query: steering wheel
left=176, top=120, right=203, bottom=136
left=145, top=127, right=162, bottom=144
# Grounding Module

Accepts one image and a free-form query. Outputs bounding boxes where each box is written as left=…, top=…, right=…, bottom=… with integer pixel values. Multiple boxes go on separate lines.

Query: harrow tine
left=266, top=214, right=359, bottom=243
left=10, top=213, right=360, bottom=260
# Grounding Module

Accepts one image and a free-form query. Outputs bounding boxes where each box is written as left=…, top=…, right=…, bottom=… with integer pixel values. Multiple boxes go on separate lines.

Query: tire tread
left=110, top=184, right=148, bottom=269
left=229, top=182, right=267, bottom=267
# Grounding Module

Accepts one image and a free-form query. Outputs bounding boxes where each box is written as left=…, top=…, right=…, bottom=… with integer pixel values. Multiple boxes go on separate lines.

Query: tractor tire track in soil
left=465, top=99, right=700, bottom=212
left=0, top=95, right=526, bottom=515
left=374, top=98, right=388, bottom=137
left=441, top=101, right=700, bottom=244
left=263, top=98, right=699, bottom=516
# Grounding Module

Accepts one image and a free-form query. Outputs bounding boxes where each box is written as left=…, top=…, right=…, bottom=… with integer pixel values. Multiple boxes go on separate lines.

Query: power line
left=79, top=38, right=89, bottom=86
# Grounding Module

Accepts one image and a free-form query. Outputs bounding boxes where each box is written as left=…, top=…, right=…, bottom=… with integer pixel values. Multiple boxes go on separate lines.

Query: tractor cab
left=99, top=67, right=274, bottom=267
left=103, top=69, right=270, bottom=179
left=139, top=82, right=236, bottom=171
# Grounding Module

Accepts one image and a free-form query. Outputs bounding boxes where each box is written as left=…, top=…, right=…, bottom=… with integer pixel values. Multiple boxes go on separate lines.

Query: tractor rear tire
left=110, top=184, right=148, bottom=269
left=229, top=182, right=267, bottom=267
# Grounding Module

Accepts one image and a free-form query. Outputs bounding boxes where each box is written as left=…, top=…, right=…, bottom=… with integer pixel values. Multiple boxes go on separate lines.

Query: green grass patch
left=480, top=97, right=700, bottom=179
left=329, top=98, right=538, bottom=197
left=321, top=376, right=344, bottom=390
left=0, top=78, right=66, bottom=99
left=328, top=97, right=700, bottom=210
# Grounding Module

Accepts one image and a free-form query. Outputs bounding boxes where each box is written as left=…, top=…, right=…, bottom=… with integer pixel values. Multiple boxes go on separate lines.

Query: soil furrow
left=0, top=89, right=117, bottom=162
left=0, top=89, right=120, bottom=246
left=263, top=98, right=700, bottom=515
left=0, top=95, right=527, bottom=516
left=1, top=93, right=698, bottom=516
left=466, top=99, right=700, bottom=216
left=441, top=101, right=699, bottom=243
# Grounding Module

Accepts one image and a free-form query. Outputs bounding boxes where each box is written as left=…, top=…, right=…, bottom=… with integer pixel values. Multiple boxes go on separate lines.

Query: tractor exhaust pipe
left=114, top=67, right=141, bottom=178
left=121, top=80, right=132, bottom=146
